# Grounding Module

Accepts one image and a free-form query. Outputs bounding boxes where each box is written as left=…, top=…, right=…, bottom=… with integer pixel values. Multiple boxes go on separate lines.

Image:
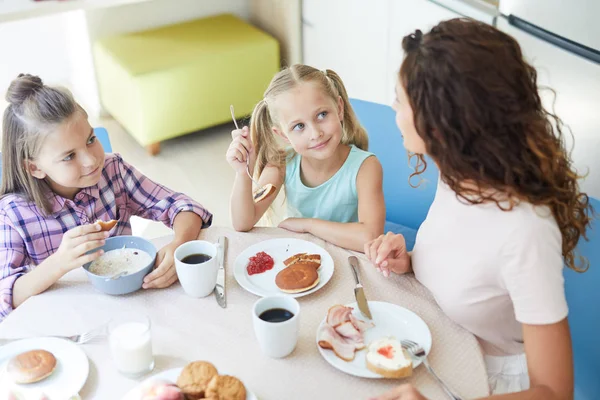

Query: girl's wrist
left=44, top=253, right=68, bottom=279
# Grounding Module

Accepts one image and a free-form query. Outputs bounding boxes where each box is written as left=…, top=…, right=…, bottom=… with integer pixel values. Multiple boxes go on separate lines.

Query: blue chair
left=0, top=127, right=112, bottom=180
left=94, top=127, right=112, bottom=153
left=350, top=98, right=438, bottom=250
left=564, top=197, right=600, bottom=400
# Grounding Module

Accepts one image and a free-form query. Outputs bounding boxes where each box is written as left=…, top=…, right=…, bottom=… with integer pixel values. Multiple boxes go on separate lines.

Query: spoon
left=230, top=105, right=260, bottom=186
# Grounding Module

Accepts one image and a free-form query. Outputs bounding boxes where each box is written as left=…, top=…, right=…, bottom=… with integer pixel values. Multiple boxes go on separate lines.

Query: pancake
left=275, top=263, right=319, bottom=293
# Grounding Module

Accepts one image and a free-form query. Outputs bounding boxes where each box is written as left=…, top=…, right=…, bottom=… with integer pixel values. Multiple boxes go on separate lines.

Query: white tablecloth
left=0, top=227, right=489, bottom=399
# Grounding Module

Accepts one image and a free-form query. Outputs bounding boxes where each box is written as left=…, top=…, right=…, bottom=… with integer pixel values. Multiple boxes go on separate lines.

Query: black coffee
left=181, top=253, right=212, bottom=264
left=259, top=308, right=294, bottom=323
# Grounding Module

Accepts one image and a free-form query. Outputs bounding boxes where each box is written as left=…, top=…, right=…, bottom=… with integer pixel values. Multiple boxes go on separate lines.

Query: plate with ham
left=233, top=238, right=335, bottom=298
left=316, top=303, right=432, bottom=378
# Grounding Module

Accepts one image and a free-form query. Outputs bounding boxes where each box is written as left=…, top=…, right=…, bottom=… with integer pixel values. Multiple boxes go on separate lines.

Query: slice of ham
left=326, top=305, right=353, bottom=327
left=334, top=321, right=363, bottom=344
left=318, top=324, right=360, bottom=361
left=349, top=313, right=375, bottom=334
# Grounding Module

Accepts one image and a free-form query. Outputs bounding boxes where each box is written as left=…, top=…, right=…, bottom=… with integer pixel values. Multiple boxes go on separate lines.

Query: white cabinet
left=302, top=0, right=475, bottom=104
left=302, top=0, right=390, bottom=104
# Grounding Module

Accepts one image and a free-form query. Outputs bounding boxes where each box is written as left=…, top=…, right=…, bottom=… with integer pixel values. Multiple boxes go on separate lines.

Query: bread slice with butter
left=366, top=337, right=413, bottom=378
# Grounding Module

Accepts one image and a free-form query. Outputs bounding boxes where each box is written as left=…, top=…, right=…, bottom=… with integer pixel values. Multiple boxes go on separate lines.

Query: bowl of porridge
left=83, top=236, right=157, bottom=295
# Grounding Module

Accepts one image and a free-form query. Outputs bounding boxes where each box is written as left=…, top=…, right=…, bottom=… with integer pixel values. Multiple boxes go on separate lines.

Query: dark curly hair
left=400, top=18, right=593, bottom=272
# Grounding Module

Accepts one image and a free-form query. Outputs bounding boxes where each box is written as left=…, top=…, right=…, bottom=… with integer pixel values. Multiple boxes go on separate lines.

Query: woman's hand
left=143, top=240, right=180, bottom=289
left=225, top=126, right=255, bottom=174
left=369, top=384, right=428, bottom=400
left=364, top=232, right=411, bottom=277
left=54, top=224, right=109, bottom=274
left=279, top=218, right=313, bottom=234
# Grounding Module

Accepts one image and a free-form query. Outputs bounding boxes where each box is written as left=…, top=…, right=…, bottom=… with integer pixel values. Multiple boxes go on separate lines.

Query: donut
left=275, top=263, right=320, bottom=293
left=7, top=349, right=57, bottom=384
left=96, top=219, right=117, bottom=231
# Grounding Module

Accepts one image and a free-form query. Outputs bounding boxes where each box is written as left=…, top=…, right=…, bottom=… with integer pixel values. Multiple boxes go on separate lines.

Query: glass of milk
left=108, top=314, right=154, bottom=377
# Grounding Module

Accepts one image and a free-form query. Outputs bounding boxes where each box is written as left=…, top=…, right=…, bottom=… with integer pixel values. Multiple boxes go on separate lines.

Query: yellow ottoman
left=94, top=14, right=279, bottom=154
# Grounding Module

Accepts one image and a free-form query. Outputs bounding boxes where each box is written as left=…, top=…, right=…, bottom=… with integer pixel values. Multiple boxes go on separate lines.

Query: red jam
left=377, top=345, right=395, bottom=359
left=247, top=251, right=275, bottom=275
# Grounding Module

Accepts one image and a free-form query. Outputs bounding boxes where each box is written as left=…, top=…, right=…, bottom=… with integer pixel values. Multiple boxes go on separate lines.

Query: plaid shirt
left=0, top=153, right=212, bottom=321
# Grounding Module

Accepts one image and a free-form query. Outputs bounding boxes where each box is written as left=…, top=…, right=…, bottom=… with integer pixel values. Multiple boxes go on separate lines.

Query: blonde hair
left=250, top=64, right=368, bottom=178
left=1, top=73, right=84, bottom=215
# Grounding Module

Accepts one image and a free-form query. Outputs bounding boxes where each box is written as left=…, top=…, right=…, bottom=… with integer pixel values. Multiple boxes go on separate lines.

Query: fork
left=401, top=339, right=463, bottom=400
left=0, top=324, right=107, bottom=346
left=229, top=105, right=260, bottom=187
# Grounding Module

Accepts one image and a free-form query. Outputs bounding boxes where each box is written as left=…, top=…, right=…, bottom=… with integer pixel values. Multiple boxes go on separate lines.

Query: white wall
left=0, top=0, right=250, bottom=122
left=84, top=0, right=249, bottom=41
left=0, top=12, right=76, bottom=109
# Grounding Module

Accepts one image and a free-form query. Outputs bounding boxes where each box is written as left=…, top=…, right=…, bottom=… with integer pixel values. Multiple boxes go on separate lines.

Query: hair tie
left=403, top=29, right=423, bottom=52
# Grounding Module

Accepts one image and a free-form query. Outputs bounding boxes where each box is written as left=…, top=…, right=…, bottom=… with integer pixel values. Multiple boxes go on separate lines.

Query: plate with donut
left=123, top=361, right=258, bottom=400
left=233, top=238, right=334, bottom=298
left=0, top=337, right=89, bottom=399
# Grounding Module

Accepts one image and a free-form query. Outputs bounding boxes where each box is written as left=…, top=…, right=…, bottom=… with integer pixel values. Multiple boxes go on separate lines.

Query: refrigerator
left=496, top=0, right=600, bottom=199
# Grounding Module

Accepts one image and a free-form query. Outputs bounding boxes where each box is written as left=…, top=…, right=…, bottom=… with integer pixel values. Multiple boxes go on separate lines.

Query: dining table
left=0, top=227, right=490, bottom=399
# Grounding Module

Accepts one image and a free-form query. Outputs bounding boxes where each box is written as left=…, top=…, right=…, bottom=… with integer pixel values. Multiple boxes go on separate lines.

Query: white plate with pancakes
left=234, top=238, right=335, bottom=298
left=0, top=337, right=89, bottom=399
left=123, top=367, right=258, bottom=400
left=316, top=302, right=432, bottom=378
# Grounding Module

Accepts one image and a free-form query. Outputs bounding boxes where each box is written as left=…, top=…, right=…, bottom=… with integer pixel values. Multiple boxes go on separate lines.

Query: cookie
left=205, top=375, right=246, bottom=400
left=176, top=361, right=218, bottom=400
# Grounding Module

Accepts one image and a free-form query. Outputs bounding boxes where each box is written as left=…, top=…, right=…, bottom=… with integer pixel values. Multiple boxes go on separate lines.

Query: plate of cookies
left=123, top=360, right=257, bottom=400
left=0, top=337, right=89, bottom=399
left=233, top=238, right=335, bottom=298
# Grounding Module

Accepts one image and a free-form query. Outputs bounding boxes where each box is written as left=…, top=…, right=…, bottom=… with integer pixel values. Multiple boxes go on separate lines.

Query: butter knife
left=214, top=236, right=227, bottom=308
left=349, top=256, right=372, bottom=319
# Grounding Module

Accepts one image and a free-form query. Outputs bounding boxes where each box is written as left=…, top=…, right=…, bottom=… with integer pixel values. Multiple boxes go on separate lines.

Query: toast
left=283, top=253, right=321, bottom=270
left=95, top=219, right=117, bottom=232
left=253, top=184, right=277, bottom=203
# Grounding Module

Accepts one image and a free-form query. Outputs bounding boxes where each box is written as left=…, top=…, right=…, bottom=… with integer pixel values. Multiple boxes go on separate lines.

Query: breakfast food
left=318, top=305, right=374, bottom=361
left=275, top=263, right=319, bottom=293
left=252, top=183, right=276, bottom=203
left=139, top=379, right=184, bottom=400
left=176, top=361, right=218, bottom=400
left=366, top=337, right=413, bottom=378
left=88, top=248, right=152, bottom=277
left=283, top=253, right=321, bottom=270
left=7, top=349, right=57, bottom=384
left=205, top=375, right=247, bottom=400
left=96, top=219, right=117, bottom=231
left=246, top=251, right=274, bottom=275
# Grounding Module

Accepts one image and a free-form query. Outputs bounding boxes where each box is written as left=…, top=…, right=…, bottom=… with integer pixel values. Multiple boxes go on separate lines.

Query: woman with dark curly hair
left=366, top=19, right=593, bottom=400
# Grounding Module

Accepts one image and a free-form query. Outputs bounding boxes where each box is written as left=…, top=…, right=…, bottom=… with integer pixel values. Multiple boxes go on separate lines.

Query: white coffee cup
left=252, top=296, right=300, bottom=358
left=174, top=240, right=218, bottom=297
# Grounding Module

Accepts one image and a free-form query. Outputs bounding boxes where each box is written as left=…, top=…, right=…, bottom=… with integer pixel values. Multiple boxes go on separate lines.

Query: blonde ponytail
left=250, top=100, right=286, bottom=178
left=323, top=69, right=369, bottom=151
